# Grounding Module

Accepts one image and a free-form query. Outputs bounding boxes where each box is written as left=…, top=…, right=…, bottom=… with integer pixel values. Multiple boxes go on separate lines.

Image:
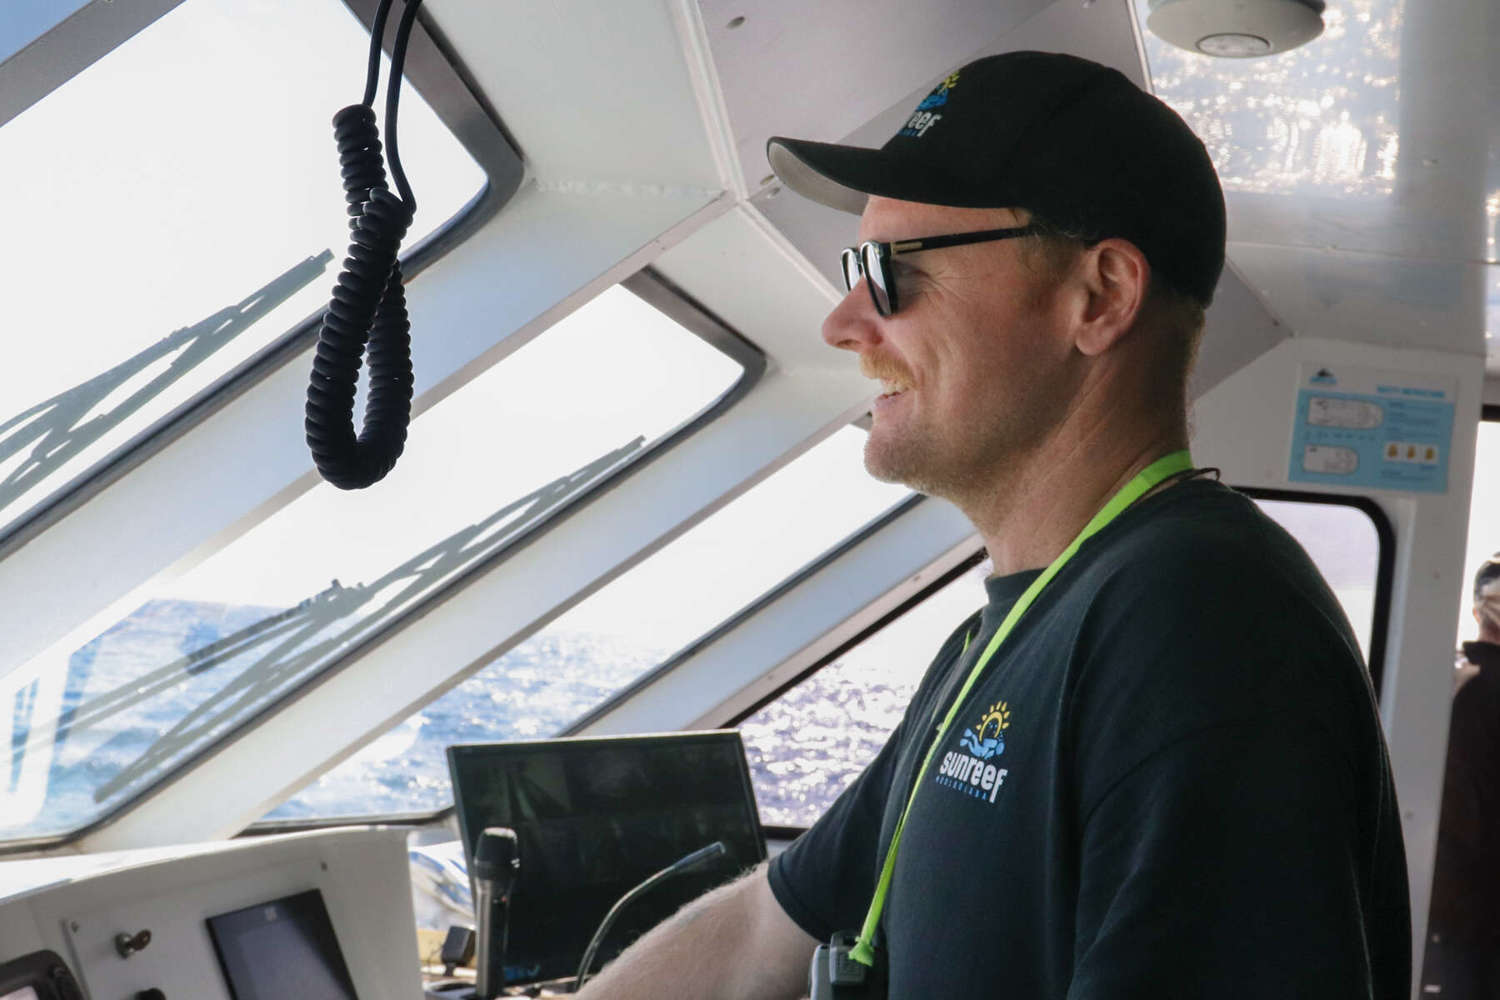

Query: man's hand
left=573, top=862, right=817, bottom=1000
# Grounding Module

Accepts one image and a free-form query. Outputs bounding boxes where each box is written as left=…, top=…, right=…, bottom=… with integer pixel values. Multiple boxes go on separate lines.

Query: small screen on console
left=448, top=731, right=766, bottom=986
left=206, top=889, right=358, bottom=1000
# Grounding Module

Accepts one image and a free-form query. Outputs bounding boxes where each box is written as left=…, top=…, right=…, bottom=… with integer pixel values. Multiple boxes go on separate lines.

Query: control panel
left=0, top=828, right=419, bottom=1000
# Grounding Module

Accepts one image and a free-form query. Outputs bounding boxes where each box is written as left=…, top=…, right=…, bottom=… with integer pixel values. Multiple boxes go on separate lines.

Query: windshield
left=266, top=424, right=909, bottom=820
left=0, top=0, right=485, bottom=542
left=0, top=284, right=746, bottom=842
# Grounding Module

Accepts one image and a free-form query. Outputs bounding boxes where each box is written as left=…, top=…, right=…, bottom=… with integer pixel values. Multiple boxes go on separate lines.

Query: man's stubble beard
left=863, top=409, right=1015, bottom=503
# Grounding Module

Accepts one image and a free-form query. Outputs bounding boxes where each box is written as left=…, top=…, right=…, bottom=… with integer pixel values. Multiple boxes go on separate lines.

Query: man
left=1423, top=555, right=1500, bottom=997
left=576, top=50, right=1409, bottom=998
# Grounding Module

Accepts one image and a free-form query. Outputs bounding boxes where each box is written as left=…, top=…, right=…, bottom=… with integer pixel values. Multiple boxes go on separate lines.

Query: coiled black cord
left=306, top=0, right=423, bottom=489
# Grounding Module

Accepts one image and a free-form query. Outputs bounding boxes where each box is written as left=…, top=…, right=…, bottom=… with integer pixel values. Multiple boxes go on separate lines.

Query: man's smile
left=861, top=357, right=915, bottom=404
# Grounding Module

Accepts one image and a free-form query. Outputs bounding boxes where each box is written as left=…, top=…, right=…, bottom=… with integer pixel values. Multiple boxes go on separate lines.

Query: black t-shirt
left=769, top=480, right=1410, bottom=998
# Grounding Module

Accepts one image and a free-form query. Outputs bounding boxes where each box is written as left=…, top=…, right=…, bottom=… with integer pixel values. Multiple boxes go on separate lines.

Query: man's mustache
left=859, top=356, right=915, bottom=387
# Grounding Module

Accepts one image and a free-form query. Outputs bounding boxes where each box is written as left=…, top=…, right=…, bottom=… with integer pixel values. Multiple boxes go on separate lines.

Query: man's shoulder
left=1078, top=480, right=1329, bottom=611
left=1056, top=479, right=1365, bottom=702
left=1054, top=482, right=1378, bottom=780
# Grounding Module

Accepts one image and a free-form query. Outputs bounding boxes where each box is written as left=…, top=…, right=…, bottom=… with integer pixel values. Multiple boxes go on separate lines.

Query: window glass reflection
left=267, top=425, right=909, bottom=820
left=0, top=286, right=740, bottom=841
left=0, top=0, right=484, bottom=538
left=1134, top=0, right=1404, bottom=196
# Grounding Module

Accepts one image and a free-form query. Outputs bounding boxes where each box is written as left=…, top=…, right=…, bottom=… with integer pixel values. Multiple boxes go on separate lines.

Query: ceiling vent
left=1146, top=0, right=1326, bottom=58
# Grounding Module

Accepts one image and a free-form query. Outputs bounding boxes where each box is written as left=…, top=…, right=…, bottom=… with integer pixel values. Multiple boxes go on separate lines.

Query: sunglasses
left=840, top=224, right=1040, bottom=316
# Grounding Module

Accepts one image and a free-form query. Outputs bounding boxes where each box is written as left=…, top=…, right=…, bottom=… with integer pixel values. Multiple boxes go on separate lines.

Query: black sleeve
left=767, top=714, right=906, bottom=942
left=1065, top=541, right=1409, bottom=998
left=1067, top=723, right=1384, bottom=999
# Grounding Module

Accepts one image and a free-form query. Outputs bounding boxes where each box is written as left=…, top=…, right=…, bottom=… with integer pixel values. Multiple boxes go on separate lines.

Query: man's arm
left=1066, top=722, right=1409, bottom=999
left=574, top=862, right=818, bottom=1000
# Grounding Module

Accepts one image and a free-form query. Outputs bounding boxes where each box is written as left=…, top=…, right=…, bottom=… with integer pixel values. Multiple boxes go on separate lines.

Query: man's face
left=823, top=196, right=1081, bottom=498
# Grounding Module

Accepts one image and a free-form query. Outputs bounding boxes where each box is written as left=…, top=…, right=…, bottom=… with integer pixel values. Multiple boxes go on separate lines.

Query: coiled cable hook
left=305, top=0, right=424, bottom=489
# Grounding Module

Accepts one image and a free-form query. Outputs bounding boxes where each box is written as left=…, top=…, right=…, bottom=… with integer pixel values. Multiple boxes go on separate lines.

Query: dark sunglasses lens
left=840, top=248, right=861, bottom=292
left=862, top=244, right=893, bottom=316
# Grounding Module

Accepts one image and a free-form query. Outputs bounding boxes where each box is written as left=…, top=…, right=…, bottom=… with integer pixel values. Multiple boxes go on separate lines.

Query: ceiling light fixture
left=1146, top=0, right=1326, bottom=58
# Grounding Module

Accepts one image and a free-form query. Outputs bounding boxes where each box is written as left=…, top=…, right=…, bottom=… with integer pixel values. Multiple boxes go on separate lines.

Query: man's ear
left=1073, top=238, right=1150, bottom=357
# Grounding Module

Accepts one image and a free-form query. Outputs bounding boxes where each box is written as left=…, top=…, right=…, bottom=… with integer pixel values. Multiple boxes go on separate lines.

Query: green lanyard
left=849, top=450, right=1194, bottom=966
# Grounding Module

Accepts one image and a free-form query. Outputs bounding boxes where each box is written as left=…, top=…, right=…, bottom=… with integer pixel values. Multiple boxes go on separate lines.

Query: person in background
left=1424, top=554, right=1500, bottom=998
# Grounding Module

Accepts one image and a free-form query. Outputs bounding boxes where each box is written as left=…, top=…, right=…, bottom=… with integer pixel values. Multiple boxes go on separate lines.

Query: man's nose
left=821, top=283, right=882, bottom=353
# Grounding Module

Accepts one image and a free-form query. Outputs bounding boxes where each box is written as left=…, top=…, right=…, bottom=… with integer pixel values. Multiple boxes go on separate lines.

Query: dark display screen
left=447, top=732, right=766, bottom=985
left=206, top=889, right=358, bottom=1000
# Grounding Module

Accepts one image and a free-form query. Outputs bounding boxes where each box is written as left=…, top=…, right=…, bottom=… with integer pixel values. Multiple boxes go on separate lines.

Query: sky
left=0, top=0, right=87, bottom=64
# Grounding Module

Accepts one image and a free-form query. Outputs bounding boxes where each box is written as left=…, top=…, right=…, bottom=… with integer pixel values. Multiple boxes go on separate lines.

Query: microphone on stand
left=574, top=841, right=728, bottom=990
left=473, top=827, right=520, bottom=1000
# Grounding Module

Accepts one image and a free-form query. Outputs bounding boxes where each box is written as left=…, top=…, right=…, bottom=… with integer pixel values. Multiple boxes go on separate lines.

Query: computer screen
left=448, top=731, right=767, bottom=986
left=206, top=889, right=359, bottom=1000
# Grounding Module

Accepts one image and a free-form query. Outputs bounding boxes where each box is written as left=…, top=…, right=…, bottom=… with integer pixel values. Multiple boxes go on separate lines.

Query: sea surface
left=5, top=597, right=906, bottom=839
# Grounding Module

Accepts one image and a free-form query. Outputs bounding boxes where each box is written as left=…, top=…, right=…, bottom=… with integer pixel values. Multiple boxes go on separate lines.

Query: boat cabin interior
left=0, top=0, right=1497, bottom=997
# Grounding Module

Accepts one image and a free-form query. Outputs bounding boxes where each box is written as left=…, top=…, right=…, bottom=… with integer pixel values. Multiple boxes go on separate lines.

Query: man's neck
left=959, top=420, right=1188, bottom=578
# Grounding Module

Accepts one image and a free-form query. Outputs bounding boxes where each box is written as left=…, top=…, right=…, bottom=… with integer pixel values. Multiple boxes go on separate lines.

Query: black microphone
left=473, top=827, right=519, bottom=1000
left=574, top=841, right=728, bottom=989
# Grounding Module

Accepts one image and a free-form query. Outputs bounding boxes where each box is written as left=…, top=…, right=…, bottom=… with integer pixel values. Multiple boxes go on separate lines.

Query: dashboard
left=0, top=829, right=419, bottom=1000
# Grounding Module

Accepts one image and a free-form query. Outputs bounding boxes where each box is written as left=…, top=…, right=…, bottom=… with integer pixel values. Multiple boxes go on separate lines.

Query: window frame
left=0, top=269, right=765, bottom=854
left=1, top=1, right=183, bottom=131
left=0, top=0, right=524, bottom=561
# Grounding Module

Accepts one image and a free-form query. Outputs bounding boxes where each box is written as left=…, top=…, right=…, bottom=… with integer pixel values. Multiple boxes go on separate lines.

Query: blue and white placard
left=1289, top=364, right=1456, bottom=493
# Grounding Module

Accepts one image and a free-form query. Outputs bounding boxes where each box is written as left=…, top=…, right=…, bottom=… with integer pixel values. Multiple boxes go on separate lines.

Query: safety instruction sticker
left=1289, top=364, right=1456, bottom=493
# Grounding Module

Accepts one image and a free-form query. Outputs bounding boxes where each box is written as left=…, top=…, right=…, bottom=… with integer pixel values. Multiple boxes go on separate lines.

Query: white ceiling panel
left=698, top=0, right=1057, bottom=191
left=422, top=0, right=722, bottom=190
left=1229, top=243, right=1488, bottom=359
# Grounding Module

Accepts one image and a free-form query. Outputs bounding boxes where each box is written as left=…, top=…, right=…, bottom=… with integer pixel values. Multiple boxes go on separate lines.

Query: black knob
left=113, top=929, right=152, bottom=958
left=135, top=990, right=165, bottom=1000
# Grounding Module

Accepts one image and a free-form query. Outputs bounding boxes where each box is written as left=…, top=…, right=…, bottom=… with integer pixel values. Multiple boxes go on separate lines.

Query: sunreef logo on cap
left=900, top=71, right=960, bottom=138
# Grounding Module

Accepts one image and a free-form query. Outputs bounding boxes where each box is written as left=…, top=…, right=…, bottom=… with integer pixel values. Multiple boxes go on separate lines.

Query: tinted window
left=0, top=285, right=744, bottom=841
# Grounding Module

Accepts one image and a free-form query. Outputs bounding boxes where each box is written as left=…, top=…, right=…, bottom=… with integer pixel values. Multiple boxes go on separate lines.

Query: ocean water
left=6, top=597, right=908, bottom=839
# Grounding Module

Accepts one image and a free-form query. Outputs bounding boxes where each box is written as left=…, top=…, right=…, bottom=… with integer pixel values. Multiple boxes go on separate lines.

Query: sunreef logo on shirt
left=935, top=702, right=1011, bottom=804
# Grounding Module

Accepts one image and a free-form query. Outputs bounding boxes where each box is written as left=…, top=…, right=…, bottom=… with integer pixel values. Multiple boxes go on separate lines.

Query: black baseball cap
left=767, top=51, right=1226, bottom=306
